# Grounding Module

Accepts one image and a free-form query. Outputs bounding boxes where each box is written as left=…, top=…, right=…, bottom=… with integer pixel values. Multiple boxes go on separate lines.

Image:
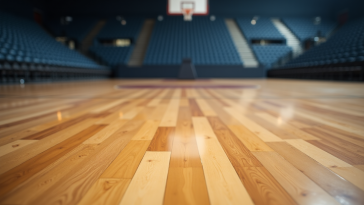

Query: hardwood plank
left=207, top=116, right=262, bottom=167
left=160, top=99, right=180, bottom=127
left=1, top=144, right=99, bottom=204
left=253, top=151, right=341, bottom=205
left=228, top=124, right=273, bottom=152
left=77, top=178, right=130, bottom=205
left=286, top=139, right=352, bottom=168
left=196, top=99, right=217, bottom=116
left=0, top=140, right=37, bottom=157
left=224, top=107, right=283, bottom=142
left=169, top=107, right=202, bottom=168
left=101, top=140, right=151, bottom=179
left=306, top=139, right=364, bottom=165
left=147, top=127, right=175, bottom=151
left=330, top=167, right=364, bottom=191
left=131, top=120, right=160, bottom=140
left=163, top=167, right=210, bottom=205
left=0, top=124, right=106, bottom=197
left=0, top=118, right=99, bottom=175
left=121, top=106, right=144, bottom=119
left=356, top=165, right=364, bottom=172
left=255, top=113, right=320, bottom=140
left=83, top=120, right=128, bottom=144
left=27, top=119, right=145, bottom=205
left=147, top=89, right=169, bottom=107
left=119, top=151, right=171, bottom=205
left=192, top=117, right=254, bottom=205
left=189, top=99, right=204, bottom=117
left=179, top=98, right=189, bottom=107
left=235, top=167, right=297, bottom=205
left=268, top=141, right=364, bottom=205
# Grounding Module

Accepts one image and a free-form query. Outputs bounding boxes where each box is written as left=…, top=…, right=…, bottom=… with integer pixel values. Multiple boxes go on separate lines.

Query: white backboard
left=168, top=0, right=208, bottom=15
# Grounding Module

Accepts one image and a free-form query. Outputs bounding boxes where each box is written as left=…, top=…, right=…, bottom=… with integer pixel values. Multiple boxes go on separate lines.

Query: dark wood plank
left=189, top=99, right=204, bottom=117
left=147, top=127, right=175, bottom=151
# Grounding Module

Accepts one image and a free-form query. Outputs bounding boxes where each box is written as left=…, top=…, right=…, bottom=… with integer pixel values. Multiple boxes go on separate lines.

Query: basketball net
left=182, top=8, right=193, bottom=21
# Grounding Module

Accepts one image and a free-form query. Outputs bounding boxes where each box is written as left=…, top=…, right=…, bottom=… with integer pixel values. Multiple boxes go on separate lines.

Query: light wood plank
left=119, top=151, right=171, bottom=205
left=77, top=178, right=131, bottom=205
left=160, top=99, right=180, bottom=127
left=131, top=120, right=160, bottom=140
left=101, top=140, right=151, bottom=179
left=196, top=99, right=217, bottom=116
left=192, top=117, right=254, bottom=205
left=253, top=151, right=341, bottom=205
left=224, top=107, right=283, bottom=142
left=330, top=167, right=364, bottom=191
left=83, top=120, right=128, bottom=144
left=0, top=140, right=37, bottom=157
left=286, top=139, right=352, bottom=168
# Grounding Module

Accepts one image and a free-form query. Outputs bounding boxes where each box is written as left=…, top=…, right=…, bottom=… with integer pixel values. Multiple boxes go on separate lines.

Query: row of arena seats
left=90, top=18, right=143, bottom=66
left=252, top=45, right=292, bottom=68
left=236, top=17, right=285, bottom=41
left=144, top=17, right=242, bottom=65
left=96, top=18, right=143, bottom=41
left=89, top=46, right=133, bottom=67
left=282, top=17, right=336, bottom=42
left=0, top=12, right=106, bottom=70
left=45, top=17, right=97, bottom=44
left=282, top=18, right=364, bottom=68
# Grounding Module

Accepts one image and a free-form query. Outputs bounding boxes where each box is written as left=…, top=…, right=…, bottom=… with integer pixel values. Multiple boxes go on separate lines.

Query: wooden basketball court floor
left=0, top=79, right=363, bottom=205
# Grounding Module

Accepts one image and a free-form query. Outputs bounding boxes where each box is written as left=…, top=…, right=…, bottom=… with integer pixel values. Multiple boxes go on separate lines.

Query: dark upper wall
left=1, top=0, right=363, bottom=20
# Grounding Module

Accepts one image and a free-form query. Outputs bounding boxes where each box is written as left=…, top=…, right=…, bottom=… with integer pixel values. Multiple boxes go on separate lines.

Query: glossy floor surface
left=0, top=79, right=364, bottom=205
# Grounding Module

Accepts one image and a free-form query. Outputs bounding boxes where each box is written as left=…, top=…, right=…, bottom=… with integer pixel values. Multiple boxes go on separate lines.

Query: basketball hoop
left=182, top=8, right=193, bottom=21
left=182, top=2, right=194, bottom=21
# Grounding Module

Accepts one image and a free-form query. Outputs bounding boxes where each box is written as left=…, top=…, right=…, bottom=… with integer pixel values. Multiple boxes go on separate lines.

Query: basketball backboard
left=168, top=0, right=208, bottom=20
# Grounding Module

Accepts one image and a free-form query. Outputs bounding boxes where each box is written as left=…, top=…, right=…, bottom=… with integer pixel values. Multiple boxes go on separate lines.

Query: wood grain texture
left=163, top=167, right=210, bottom=205
left=253, top=151, right=341, bottom=205
left=27, top=119, right=144, bottom=205
left=192, top=117, right=254, bottom=205
left=147, top=127, right=175, bottom=151
left=169, top=107, right=202, bottom=168
left=0, top=124, right=106, bottom=198
left=0, top=140, right=37, bottom=157
left=268, top=141, right=364, bottom=205
left=119, top=151, right=171, bottom=205
left=224, top=107, right=283, bottom=142
left=77, top=178, right=131, bottom=205
left=286, top=139, right=352, bottom=168
left=131, top=120, right=160, bottom=140
left=228, top=124, right=273, bottom=152
left=235, top=167, right=297, bottom=205
left=1, top=79, right=364, bottom=204
left=207, top=116, right=263, bottom=167
left=101, top=140, right=151, bottom=179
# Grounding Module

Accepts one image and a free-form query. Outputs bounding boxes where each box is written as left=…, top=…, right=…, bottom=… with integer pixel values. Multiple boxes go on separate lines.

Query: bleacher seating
left=144, top=17, right=241, bottom=65
left=252, top=45, right=292, bottom=68
left=96, top=18, right=143, bottom=41
left=283, top=18, right=364, bottom=68
left=89, top=18, right=143, bottom=66
left=45, top=17, right=97, bottom=44
left=0, top=12, right=105, bottom=69
left=89, top=46, right=133, bottom=67
left=236, top=17, right=285, bottom=41
left=282, top=17, right=336, bottom=42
